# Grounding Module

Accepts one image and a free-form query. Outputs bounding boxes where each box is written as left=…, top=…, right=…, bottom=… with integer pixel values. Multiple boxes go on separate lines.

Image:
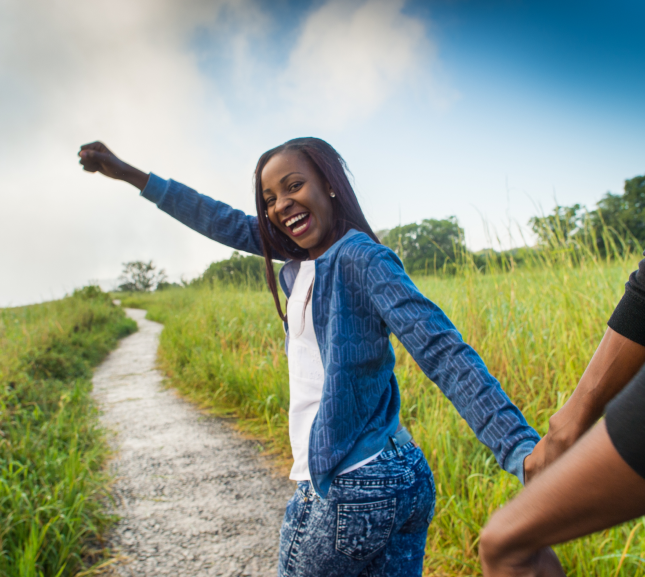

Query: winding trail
left=92, top=308, right=292, bottom=577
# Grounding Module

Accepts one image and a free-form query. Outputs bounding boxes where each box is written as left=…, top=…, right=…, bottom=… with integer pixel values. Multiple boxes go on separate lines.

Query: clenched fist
left=78, top=142, right=149, bottom=190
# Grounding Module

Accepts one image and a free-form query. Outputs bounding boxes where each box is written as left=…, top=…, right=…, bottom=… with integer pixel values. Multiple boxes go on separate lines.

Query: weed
left=119, top=241, right=645, bottom=575
left=0, top=290, right=136, bottom=576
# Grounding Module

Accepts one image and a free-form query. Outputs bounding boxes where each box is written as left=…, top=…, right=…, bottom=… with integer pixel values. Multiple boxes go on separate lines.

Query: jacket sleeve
left=365, top=245, right=539, bottom=483
left=608, top=253, right=645, bottom=346
left=141, top=173, right=283, bottom=260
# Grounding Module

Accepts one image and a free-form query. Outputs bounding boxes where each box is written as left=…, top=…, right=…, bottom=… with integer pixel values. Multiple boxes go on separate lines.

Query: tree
left=156, top=281, right=182, bottom=291
left=118, top=261, right=167, bottom=292
left=196, top=251, right=267, bottom=287
left=529, top=174, right=645, bottom=255
left=528, top=204, right=585, bottom=247
left=589, top=175, right=645, bottom=253
left=380, top=217, right=465, bottom=274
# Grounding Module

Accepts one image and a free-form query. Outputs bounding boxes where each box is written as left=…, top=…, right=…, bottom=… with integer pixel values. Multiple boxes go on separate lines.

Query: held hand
left=524, top=408, right=589, bottom=483
left=78, top=141, right=149, bottom=190
left=525, top=328, right=645, bottom=484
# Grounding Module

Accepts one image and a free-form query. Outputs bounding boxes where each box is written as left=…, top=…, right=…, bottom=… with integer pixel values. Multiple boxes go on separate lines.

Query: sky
left=1, top=0, right=644, bottom=306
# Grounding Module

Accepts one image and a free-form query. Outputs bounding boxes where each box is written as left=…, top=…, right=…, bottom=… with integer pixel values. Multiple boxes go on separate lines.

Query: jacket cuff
left=504, top=440, right=536, bottom=485
left=140, top=172, right=169, bottom=205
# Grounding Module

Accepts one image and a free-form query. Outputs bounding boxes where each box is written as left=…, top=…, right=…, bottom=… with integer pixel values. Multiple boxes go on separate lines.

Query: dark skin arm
left=480, top=420, right=645, bottom=577
left=524, top=327, right=645, bottom=482
left=78, top=142, right=149, bottom=190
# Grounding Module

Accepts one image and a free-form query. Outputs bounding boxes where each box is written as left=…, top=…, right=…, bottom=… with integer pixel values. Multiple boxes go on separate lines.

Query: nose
left=274, top=194, right=293, bottom=215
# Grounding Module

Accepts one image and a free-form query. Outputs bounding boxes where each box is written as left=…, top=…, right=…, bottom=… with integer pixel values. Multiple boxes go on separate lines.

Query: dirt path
left=92, top=308, right=293, bottom=577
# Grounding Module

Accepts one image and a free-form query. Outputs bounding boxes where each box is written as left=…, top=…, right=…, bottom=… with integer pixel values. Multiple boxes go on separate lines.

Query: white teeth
left=285, top=213, right=308, bottom=227
left=293, top=221, right=308, bottom=234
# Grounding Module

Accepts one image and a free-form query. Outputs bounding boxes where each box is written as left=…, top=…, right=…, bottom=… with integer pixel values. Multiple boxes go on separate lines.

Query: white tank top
left=287, top=261, right=380, bottom=481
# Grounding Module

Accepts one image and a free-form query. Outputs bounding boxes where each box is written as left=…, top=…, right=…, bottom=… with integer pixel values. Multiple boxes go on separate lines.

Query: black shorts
left=605, top=362, right=645, bottom=479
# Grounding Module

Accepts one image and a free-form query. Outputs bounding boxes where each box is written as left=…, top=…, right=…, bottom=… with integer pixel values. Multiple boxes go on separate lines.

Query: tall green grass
left=0, top=287, right=136, bottom=577
left=121, top=245, right=645, bottom=576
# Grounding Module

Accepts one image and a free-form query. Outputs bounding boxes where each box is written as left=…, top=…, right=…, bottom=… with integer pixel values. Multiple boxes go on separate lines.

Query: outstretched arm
left=365, top=245, right=539, bottom=483
left=78, top=142, right=275, bottom=259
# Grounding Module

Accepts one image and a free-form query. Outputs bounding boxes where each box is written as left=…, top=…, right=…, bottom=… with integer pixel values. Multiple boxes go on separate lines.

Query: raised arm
left=78, top=141, right=150, bottom=189
left=78, top=141, right=275, bottom=259
left=365, top=245, right=539, bottom=483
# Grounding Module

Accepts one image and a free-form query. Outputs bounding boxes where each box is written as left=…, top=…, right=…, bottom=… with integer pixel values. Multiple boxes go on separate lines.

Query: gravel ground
left=92, top=308, right=293, bottom=577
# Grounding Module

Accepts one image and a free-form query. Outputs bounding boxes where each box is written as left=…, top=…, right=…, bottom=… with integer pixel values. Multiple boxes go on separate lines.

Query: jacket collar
left=278, top=229, right=362, bottom=298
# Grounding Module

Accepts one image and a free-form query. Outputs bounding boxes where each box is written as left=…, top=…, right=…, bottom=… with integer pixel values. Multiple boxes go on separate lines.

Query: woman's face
left=261, top=151, right=335, bottom=259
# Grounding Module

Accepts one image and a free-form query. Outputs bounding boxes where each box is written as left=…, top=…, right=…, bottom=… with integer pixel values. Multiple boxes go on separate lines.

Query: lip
left=285, top=213, right=312, bottom=238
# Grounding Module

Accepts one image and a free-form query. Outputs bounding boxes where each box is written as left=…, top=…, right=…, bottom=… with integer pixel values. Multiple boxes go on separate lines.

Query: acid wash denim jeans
left=278, top=442, right=435, bottom=577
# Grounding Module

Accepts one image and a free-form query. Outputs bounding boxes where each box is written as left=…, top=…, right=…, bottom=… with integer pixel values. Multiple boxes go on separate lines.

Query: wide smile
left=283, top=212, right=312, bottom=237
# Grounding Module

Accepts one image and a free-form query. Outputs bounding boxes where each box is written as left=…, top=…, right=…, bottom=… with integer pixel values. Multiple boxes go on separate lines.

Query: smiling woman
left=78, top=137, right=541, bottom=577
left=253, top=138, right=380, bottom=319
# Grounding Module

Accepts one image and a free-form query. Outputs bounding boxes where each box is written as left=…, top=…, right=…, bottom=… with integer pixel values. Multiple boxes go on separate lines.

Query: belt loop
left=390, top=435, right=403, bottom=458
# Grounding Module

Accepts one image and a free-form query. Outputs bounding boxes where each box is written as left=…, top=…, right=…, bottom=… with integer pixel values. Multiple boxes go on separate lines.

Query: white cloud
left=0, top=0, right=446, bottom=306
left=0, top=0, right=262, bottom=306
left=280, top=0, right=440, bottom=128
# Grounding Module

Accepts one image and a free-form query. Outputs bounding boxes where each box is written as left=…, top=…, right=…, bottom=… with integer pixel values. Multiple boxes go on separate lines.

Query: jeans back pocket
left=335, top=498, right=397, bottom=560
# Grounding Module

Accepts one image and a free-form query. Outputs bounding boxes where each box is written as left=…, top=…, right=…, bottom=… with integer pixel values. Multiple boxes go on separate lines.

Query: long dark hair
left=254, top=137, right=380, bottom=320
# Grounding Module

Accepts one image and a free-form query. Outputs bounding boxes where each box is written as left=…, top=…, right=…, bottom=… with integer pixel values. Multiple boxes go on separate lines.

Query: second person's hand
left=523, top=412, right=585, bottom=484
left=525, top=328, right=645, bottom=484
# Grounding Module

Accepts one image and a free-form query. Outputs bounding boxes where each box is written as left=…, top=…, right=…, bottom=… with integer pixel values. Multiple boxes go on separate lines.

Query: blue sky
left=1, top=0, right=643, bottom=306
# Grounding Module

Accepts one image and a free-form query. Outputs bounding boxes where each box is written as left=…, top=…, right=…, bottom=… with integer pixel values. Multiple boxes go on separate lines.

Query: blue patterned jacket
left=142, top=174, right=540, bottom=498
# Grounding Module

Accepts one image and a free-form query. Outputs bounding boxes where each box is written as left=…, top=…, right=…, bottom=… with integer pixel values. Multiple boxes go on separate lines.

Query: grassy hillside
left=121, top=252, right=645, bottom=576
left=0, top=287, right=136, bottom=577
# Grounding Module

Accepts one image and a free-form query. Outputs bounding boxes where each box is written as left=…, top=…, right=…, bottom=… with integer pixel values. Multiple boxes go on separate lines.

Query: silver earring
left=330, top=191, right=336, bottom=198
left=265, top=210, right=268, bottom=217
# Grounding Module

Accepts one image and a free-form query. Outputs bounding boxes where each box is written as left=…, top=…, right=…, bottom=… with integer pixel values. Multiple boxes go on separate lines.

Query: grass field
left=0, top=287, right=136, bottom=577
left=120, top=246, right=645, bottom=577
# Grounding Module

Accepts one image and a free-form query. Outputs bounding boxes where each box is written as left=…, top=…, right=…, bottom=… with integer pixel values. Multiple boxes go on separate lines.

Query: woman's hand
left=524, top=408, right=590, bottom=483
left=78, top=141, right=149, bottom=190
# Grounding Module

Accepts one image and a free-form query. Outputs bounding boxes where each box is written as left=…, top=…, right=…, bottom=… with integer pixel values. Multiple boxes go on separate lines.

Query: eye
left=265, top=196, right=276, bottom=207
left=289, top=181, right=303, bottom=192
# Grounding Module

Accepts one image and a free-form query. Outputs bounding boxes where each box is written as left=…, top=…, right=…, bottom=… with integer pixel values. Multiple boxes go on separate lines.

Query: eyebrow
left=262, top=172, right=305, bottom=195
